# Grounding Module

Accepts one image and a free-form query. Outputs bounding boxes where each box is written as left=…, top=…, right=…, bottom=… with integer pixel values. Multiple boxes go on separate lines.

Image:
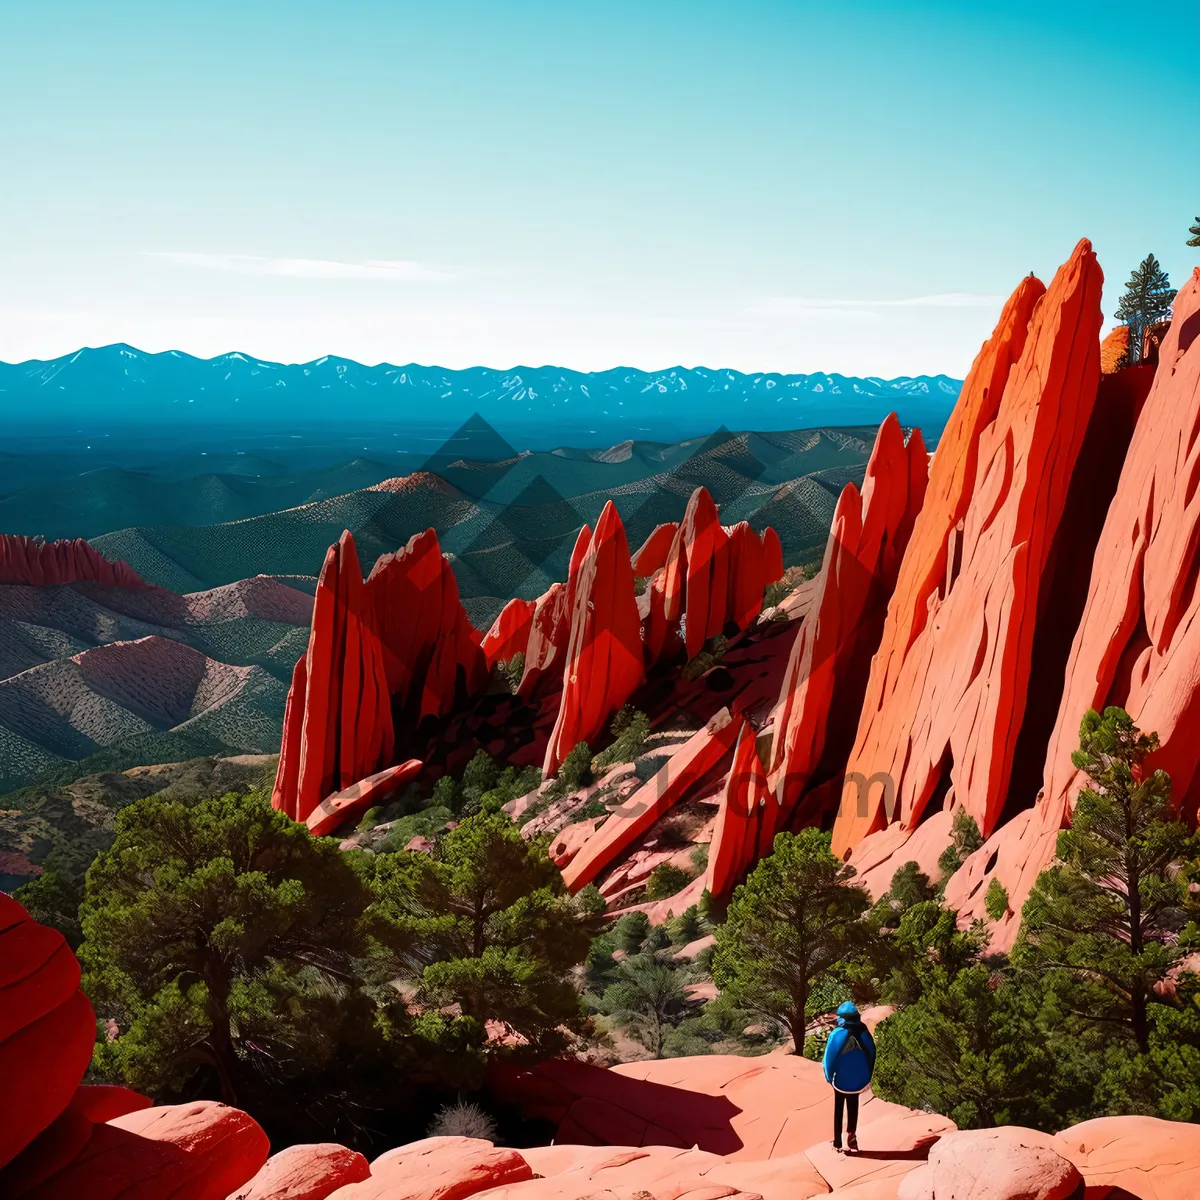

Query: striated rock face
left=769, top=414, right=927, bottom=835
left=0, top=535, right=147, bottom=590
left=1042, top=270, right=1200, bottom=826
left=482, top=598, right=536, bottom=670
left=835, top=242, right=1104, bottom=858
left=284, top=533, right=395, bottom=826
left=1100, top=324, right=1130, bottom=373
left=543, top=503, right=645, bottom=775
left=519, top=525, right=592, bottom=700
left=273, top=527, right=489, bottom=823
left=642, top=488, right=785, bottom=669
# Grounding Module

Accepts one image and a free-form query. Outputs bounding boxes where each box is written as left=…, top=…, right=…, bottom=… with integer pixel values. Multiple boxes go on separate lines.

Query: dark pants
left=833, top=1090, right=859, bottom=1146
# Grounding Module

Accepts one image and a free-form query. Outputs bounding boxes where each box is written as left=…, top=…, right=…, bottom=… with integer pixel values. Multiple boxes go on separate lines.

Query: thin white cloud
left=146, top=251, right=458, bottom=282
left=752, top=292, right=1002, bottom=318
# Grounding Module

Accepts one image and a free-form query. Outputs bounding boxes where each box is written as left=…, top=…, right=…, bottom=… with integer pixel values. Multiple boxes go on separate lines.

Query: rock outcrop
left=275, top=533, right=395, bottom=826
left=560, top=707, right=741, bottom=891
left=272, top=527, right=487, bottom=824
left=631, top=523, right=678, bottom=577
left=518, top=526, right=592, bottom=700
left=543, top=502, right=645, bottom=775
left=367, top=529, right=487, bottom=723
left=1042, top=269, right=1200, bottom=826
left=898, top=1127, right=1081, bottom=1200
left=0, top=535, right=147, bottom=590
left=769, top=414, right=928, bottom=834
left=482, top=598, right=536, bottom=670
left=707, top=718, right=774, bottom=896
left=834, top=242, right=1104, bottom=858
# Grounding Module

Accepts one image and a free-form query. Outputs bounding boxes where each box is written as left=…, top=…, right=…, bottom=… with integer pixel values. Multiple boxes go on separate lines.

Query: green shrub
left=985, top=878, right=1009, bottom=920
left=645, top=863, right=693, bottom=901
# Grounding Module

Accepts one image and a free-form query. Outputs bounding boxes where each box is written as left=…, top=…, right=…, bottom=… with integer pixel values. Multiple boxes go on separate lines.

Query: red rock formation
left=707, top=718, right=775, bottom=896
left=769, top=414, right=928, bottom=835
left=642, top=490, right=785, bottom=668
left=518, top=526, right=592, bottom=700
left=631, top=523, right=679, bottom=577
left=306, top=759, right=423, bottom=837
left=560, top=707, right=740, bottom=891
left=0, top=895, right=96, bottom=1170
left=834, top=242, right=1103, bottom=857
left=289, top=533, right=395, bottom=826
left=0, top=535, right=147, bottom=590
left=366, top=529, right=487, bottom=722
left=761, top=527, right=784, bottom=589
left=1100, top=325, right=1130, bottom=373
left=1040, top=272, right=1200, bottom=827
left=272, top=656, right=309, bottom=820
left=543, top=503, right=645, bottom=775
left=725, top=522, right=766, bottom=633
left=232, top=1142, right=371, bottom=1199
left=66, top=1085, right=152, bottom=1124
left=482, top=598, right=536, bottom=670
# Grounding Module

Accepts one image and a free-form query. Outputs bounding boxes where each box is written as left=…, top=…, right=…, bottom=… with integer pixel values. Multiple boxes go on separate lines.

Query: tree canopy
left=1114, top=254, right=1174, bottom=362
left=711, top=828, right=874, bottom=1052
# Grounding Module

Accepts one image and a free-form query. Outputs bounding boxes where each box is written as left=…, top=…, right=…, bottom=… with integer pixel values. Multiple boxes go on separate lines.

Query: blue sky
left=1, top=1, right=1197, bottom=376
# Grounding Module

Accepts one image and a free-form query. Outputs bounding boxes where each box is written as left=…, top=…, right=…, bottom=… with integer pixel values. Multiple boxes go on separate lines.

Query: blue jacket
left=822, top=1002, right=876, bottom=1094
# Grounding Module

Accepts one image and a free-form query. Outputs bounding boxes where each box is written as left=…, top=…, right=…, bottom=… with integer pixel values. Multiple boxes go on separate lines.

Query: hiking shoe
left=847, top=1133, right=858, bottom=1154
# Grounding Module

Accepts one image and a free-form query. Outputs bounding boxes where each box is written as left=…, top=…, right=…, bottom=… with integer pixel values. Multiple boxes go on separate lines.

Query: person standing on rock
left=823, top=1000, right=876, bottom=1153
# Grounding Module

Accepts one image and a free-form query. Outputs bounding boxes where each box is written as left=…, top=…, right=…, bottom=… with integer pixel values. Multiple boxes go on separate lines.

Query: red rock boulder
left=231, top=1142, right=371, bottom=1200
left=0, top=894, right=96, bottom=1170
left=897, top=1127, right=1080, bottom=1200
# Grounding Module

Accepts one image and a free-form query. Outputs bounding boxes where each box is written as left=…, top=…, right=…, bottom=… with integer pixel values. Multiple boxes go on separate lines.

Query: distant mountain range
left=0, top=343, right=961, bottom=447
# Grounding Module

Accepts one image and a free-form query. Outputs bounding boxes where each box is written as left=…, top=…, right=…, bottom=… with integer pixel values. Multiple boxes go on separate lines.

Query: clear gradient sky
left=1, top=1, right=1197, bottom=376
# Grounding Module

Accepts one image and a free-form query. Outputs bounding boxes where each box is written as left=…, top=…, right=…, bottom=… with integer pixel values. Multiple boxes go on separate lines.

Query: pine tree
left=1189, top=218, right=1200, bottom=248
left=1018, top=707, right=1198, bottom=1053
left=711, top=829, right=875, bottom=1052
left=1114, top=255, right=1175, bottom=363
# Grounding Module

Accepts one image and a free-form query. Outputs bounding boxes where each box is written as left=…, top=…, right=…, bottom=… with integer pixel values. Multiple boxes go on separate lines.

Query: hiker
left=822, top=1000, right=876, bottom=1154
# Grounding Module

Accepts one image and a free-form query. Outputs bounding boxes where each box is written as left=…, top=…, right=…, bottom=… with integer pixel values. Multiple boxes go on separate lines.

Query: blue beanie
left=837, top=1001, right=860, bottom=1019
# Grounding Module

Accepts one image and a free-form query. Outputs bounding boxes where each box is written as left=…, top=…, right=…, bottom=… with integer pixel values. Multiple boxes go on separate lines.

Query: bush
left=427, top=1099, right=498, bottom=1141
left=549, top=742, right=593, bottom=795
left=645, top=863, right=693, bottom=900
left=937, top=810, right=984, bottom=888
left=985, top=878, right=1009, bottom=921
left=594, top=709, right=651, bottom=772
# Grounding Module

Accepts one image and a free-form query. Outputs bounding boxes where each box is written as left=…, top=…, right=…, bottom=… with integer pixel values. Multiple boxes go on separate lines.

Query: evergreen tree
left=369, top=808, right=590, bottom=1079
left=1189, top=217, right=1200, bottom=248
left=937, top=810, right=984, bottom=889
left=711, top=829, right=874, bottom=1052
left=594, top=955, right=690, bottom=1058
left=78, top=791, right=411, bottom=1135
left=1114, top=254, right=1175, bottom=363
left=874, top=962, right=1056, bottom=1129
left=1018, top=708, right=1198, bottom=1053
